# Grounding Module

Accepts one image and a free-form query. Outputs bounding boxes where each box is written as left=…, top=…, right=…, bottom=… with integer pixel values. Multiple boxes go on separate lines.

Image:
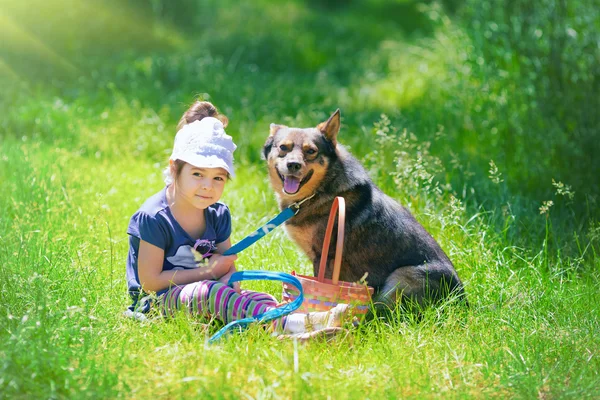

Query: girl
left=125, top=101, right=348, bottom=337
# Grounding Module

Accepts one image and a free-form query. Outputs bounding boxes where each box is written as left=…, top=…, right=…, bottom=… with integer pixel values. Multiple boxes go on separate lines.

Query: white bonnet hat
left=167, top=117, right=237, bottom=181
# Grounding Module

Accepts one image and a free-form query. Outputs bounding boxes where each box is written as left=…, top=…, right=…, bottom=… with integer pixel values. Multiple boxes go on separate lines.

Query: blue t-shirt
left=126, top=187, right=231, bottom=307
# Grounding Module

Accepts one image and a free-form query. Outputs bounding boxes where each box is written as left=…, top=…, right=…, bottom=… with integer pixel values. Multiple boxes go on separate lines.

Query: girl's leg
left=162, top=280, right=283, bottom=328
left=238, top=289, right=278, bottom=305
left=161, top=280, right=349, bottom=333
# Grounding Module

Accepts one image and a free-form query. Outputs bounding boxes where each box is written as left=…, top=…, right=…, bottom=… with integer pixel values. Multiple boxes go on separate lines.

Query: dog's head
left=263, top=109, right=341, bottom=200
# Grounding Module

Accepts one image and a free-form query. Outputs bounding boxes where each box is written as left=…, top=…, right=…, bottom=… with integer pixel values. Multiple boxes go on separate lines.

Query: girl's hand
left=205, top=253, right=237, bottom=281
left=218, top=265, right=241, bottom=293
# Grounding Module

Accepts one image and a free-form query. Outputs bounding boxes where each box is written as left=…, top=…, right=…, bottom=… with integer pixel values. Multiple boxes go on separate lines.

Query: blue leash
left=223, top=194, right=315, bottom=256
left=223, top=207, right=295, bottom=256
left=208, top=270, right=304, bottom=343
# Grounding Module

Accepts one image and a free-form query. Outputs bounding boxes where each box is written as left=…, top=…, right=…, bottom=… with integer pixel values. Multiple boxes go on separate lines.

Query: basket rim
left=286, top=273, right=374, bottom=294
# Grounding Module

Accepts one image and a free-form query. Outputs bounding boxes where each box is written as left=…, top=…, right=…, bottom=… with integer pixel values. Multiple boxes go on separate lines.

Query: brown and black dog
left=263, top=109, right=466, bottom=311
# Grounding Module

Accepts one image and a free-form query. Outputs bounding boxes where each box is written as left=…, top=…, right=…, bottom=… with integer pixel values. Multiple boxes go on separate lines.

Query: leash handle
left=208, top=270, right=304, bottom=344
left=223, top=207, right=296, bottom=256
left=317, top=197, right=345, bottom=285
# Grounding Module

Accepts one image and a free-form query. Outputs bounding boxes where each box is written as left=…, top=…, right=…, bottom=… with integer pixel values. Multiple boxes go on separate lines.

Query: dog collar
left=290, top=192, right=316, bottom=215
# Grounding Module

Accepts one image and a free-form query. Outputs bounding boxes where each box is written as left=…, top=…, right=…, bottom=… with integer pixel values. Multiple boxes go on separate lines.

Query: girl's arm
left=215, top=237, right=232, bottom=256
left=138, top=239, right=236, bottom=293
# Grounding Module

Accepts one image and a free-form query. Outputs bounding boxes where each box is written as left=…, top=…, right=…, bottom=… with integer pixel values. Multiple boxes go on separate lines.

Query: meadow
left=1, top=0, right=599, bottom=398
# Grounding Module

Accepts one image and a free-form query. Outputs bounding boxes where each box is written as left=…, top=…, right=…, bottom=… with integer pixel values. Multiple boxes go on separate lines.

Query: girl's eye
left=306, top=148, right=317, bottom=155
left=214, top=177, right=224, bottom=182
left=279, top=144, right=289, bottom=152
left=193, top=172, right=203, bottom=177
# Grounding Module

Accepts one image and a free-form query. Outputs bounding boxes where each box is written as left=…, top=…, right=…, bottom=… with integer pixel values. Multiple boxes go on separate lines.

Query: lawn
left=1, top=0, right=599, bottom=398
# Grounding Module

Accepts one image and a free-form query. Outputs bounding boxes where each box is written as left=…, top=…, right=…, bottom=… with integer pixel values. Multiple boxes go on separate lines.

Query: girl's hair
left=176, top=100, right=229, bottom=130
left=166, top=159, right=187, bottom=185
left=164, top=101, right=229, bottom=185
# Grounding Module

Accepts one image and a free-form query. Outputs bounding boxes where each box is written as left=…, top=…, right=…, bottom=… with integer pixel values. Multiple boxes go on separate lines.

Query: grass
left=1, top=0, right=599, bottom=398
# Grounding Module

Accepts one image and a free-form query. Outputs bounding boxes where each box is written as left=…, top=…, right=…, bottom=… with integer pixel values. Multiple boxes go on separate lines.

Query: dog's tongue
left=283, top=176, right=301, bottom=194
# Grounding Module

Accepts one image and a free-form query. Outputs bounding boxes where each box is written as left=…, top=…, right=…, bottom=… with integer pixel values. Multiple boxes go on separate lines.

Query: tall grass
left=1, top=0, right=599, bottom=398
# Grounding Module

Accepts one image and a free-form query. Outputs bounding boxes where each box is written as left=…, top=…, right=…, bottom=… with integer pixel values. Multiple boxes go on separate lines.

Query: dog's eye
left=279, top=144, right=290, bottom=152
left=305, top=148, right=317, bottom=155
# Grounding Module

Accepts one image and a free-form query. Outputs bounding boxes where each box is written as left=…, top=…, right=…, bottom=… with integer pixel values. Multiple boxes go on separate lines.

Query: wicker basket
left=282, top=197, right=374, bottom=317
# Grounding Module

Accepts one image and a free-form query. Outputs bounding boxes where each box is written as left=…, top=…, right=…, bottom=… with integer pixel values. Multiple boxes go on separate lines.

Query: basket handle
left=317, top=196, right=345, bottom=285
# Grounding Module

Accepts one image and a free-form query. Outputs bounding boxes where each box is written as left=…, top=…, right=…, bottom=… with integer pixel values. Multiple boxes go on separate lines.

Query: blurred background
left=1, top=0, right=599, bottom=248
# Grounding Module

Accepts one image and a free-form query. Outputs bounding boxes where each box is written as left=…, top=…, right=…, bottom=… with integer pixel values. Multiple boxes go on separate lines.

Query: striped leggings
left=161, top=280, right=284, bottom=329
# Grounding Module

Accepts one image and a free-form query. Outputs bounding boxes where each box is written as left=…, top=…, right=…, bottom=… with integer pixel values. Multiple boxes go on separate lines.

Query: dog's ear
left=269, top=123, right=285, bottom=137
left=262, top=135, right=274, bottom=160
left=317, top=109, right=341, bottom=146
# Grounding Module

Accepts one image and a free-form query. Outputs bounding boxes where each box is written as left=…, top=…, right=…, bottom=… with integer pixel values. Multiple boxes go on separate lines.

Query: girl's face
left=172, top=162, right=228, bottom=210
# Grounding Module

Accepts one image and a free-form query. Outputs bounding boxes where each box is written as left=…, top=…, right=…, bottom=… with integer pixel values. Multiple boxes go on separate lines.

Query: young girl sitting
left=125, top=101, right=348, bottom=337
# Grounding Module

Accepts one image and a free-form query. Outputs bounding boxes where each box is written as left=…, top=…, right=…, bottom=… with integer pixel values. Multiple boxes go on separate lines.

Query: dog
left=263, top=109, right=466, bottom=311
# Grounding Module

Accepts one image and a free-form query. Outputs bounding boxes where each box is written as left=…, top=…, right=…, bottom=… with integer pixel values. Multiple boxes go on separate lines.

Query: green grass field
left=1, top=0, right=599, bottom=398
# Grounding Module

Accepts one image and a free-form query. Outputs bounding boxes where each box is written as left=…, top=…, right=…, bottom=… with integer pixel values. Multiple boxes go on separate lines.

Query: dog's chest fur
left=283, top=223, right=318, bottom=260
